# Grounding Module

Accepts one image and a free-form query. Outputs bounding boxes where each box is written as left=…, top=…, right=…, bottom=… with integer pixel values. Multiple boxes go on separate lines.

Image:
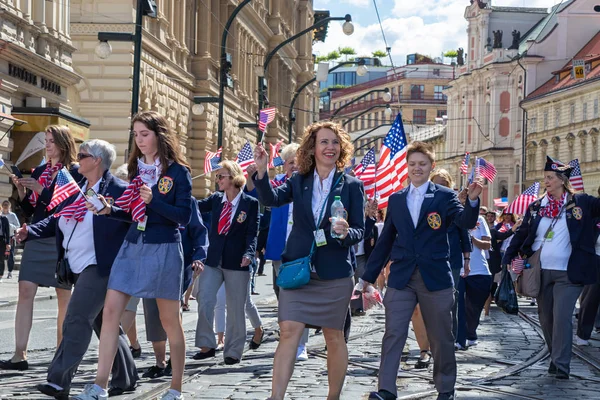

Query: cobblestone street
left=2, top=267, right=600, bottom=399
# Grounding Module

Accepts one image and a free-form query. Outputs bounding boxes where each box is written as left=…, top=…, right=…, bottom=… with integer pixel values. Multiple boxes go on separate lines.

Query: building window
left=361, top=116, right=365, bottom=130
left=399, top=85, right=403, bottom=99
left=595, top=99, right=599, bottom=119
left=434, top=86, right=447, bottom=101
left=411, top=85, right=424, bottom=100
left=437, top=109, right=446, bottom=118
left=543, top=111, right=548, bottom=130
left=555, top=108, right=560, bottom=128
left=583, top=102, right=588, bottom=120
left=413, top=109, right=427, bottom=124
left=433, top=69, right=440, bottom=76
left=570, top=103, right=576, bottom=123
left=374, top=112, right=379, bottom=126
left=530, top=117, right=537, bottom=132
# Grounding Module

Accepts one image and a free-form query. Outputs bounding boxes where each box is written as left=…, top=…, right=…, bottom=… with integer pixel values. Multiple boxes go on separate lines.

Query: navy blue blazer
left=253, top=169, right=365, bottom=280
left=197, top=191, right=259, bottom=272
left=26, top=170, right=131, bottom=277
left=181, top=197, right=209, bottom=267
left=503, top=193, right=600, bottom=285
left=111, top=162, right=192, bottom=244
left=448, top=223, right=472, bottom=271
left=362, top=182, right=480, bottom=291
left=20, top=164, right=83, bottom=224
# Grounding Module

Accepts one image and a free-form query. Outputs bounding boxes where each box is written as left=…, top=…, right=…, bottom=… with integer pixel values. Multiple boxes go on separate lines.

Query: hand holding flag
left=47, top=168, right=83, bottom=210
left=235, top=142, right=255, bottom=177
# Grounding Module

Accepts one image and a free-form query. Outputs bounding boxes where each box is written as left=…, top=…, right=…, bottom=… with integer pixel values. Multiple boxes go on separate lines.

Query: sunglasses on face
left=216, top=174, right=231, bottom=181
left=77, top=153, right=94, bottom=161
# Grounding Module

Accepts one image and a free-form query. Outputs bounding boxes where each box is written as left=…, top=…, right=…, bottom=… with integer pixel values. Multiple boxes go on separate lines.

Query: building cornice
left=523, top=76, right=600, bottom=107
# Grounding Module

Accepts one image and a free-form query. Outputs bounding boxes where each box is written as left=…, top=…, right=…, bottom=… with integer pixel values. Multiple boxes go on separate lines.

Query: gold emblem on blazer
left=158, top=176, right=173, bottom=194
left=572, top=206, right=583, bottom=220
left=104, top=196, right=114, bottom=206
left=237, top=211, right=247, bottom=223
left=427, top=212, right=442, bottom=230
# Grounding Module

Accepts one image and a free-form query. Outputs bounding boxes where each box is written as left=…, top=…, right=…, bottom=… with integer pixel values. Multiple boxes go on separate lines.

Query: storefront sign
left=8, top=64, right=61, bottom=95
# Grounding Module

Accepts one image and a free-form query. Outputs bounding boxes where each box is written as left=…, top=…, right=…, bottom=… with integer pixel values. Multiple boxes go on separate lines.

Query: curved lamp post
left=331, top=88, right=391, bottom=120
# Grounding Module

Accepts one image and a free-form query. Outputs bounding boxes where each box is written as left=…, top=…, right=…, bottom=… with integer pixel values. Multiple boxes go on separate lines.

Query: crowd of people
left=0, top=112, right=599, bottom=400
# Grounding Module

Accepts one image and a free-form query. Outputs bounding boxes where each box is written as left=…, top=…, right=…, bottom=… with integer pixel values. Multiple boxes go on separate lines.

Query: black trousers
left=577, top=283, right=600, bottom=340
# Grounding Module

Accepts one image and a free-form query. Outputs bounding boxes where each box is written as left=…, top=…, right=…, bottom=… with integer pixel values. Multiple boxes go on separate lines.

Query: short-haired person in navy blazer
left=363, top=142, right=482, bottom=400
left=74, top=111, right=193, bottom=400
left=14, top=139, right=138, bottom=399
left=253, top=121, right=365, bottom=400
left=1, top=125, right=81, bottom=372
left=503, top=156, right=600, bottom=379
left=194, top=160, right=260, bottom=365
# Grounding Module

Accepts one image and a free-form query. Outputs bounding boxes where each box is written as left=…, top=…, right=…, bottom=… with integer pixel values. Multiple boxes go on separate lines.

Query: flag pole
left=191, top=172, right=207, bottom=181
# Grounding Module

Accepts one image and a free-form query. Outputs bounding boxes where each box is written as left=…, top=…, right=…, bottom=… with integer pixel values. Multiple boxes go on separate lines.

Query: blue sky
left=313, top=0, right=562, bottom=66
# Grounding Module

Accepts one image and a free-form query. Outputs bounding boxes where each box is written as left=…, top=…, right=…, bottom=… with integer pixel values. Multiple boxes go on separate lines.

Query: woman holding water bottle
left=253, top=121, right=365, bottom=400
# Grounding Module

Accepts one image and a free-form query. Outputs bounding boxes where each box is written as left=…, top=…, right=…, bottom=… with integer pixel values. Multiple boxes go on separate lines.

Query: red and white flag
left=505, top=182, right=540, bottom=215
left=354, top=148, right=377, bottom=198
left=268, top=140, right=284, bottom=169
left=204, top=147, right=222, bottom=174
left=54, top=196, right=87, bottom=222
left=258, top=107, right=277, bottom=132
left=235, top=142, right=255, bottom=177
left=375, top=114, right=408, bottom=209
left=459, top=152, right=470, bottom=175
left=568, top=159, right=584, bottom=192
left=47, top=168, right=81, bottom=210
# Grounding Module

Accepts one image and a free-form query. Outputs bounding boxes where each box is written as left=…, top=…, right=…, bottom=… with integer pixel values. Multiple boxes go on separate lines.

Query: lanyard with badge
left=312, top=174, right=343, bottom=248
left=543, top=204, right=566, bottom=242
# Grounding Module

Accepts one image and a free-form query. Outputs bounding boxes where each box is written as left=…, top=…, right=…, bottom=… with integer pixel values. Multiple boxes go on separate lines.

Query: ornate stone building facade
left=69, top=0, right=317, bottom=196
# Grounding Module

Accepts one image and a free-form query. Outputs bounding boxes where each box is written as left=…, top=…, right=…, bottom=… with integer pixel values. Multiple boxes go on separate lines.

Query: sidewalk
left=0, top=271, right=56, bottom=308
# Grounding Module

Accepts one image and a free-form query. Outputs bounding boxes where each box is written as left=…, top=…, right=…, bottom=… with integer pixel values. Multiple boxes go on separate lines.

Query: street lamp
left=191, top=96, right=219, bottom=116
left=258, top=13, right=354, bottom=140
left=343, top=104, right=394, bottom=127
left=287, top=59, right=367, bottom=143
left=356, top=64, right=368, bottom=77
left=96, top=0, right=157, bottom=159
left=331, top=88, right=391, bottom=120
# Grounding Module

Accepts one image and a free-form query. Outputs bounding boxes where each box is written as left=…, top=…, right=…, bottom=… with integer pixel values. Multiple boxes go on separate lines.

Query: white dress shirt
left=58, top=180, right=100, bottom=274
left=221, top=190, right=243, bottom=226
left=312, top=168, right=336, bottom=226
left=532, top=195, right=571, bottom=271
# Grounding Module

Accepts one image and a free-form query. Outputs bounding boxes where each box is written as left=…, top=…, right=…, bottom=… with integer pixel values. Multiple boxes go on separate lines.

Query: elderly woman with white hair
left=15, top=139, right=138, bottom=399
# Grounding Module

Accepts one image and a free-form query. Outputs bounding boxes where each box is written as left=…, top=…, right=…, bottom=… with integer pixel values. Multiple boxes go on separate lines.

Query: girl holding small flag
left=74, top=111, right=192, bottom=400
left=1, top=125, right=80, bottom=372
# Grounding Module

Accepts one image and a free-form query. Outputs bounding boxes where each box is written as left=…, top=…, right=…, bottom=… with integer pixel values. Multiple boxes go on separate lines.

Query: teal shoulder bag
left=276, top=174, right=343, bottom=290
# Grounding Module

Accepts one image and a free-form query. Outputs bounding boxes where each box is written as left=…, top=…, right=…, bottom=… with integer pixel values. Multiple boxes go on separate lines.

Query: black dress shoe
left=36, top=383, right=68, bottom=400
left=249, top=330, right=265, bottom=350
left=192, top=348, right=216, bottom=360
left=436, top=390, right=456, bottom=400
left=548, top=362, right=557, bottom=374
left=130, top=345, right=142, bottom=358
left=108, top=384, right=137, bottom=397
left=0, top=359, right=28, bottom=370
left=556, top=369, right=569, bottom=380
left=224, top=356, right=240, bottom=365
left=368, top=390, right=397, bottom=400
left=142, top=365, right=166, bottom=379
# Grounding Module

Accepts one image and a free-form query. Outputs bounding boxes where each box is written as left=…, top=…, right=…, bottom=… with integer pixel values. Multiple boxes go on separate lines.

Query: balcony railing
left=320, top=97, right=389, bottom=120
left=394, top=94, right=447, bottom=104
left=330, top=72, right=452, bottom=98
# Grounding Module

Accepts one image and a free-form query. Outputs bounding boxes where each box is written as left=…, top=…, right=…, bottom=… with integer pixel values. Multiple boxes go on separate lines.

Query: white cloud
left=313, top=0, right=559, bottom=66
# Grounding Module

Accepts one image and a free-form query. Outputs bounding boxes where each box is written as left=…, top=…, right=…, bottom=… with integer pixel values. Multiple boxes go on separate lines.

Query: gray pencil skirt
left=19, top=237, right=70, bottom=289
left=278, top=273, right=354, bottom=331
left=108, top=236, right=184, bottom=301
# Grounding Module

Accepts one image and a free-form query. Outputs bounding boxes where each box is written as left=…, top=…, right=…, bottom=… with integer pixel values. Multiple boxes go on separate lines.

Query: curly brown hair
left=297, top=121, right=353, bottom=175
left=128, top=111, right=191, bottom=180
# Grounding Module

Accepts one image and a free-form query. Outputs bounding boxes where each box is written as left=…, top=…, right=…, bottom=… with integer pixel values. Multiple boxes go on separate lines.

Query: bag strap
left=65, top=221, right=79, bottom=254
left=308, top=173, right=345, bottom=257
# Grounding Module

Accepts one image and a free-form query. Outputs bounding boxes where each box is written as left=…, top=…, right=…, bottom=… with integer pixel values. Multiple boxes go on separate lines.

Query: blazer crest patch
left=572, top=206, right=583, bottom=220
left=158, top=176, right=174, bottom=194
left=427, top=212, right=442, bottom=230
left=237, top=211, right=247, bottom=223
left=104, top=196, right=114, bottom=206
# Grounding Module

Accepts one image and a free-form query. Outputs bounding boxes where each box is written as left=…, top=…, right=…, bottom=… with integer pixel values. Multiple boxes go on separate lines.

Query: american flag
left=345, top=157, right=356, bottom=174
left=268, top=140, right=284, bottom=169
left=258, top=107, right=277, bottom=132
left=568, top=159, right=584, bottom=191
left=54, top=196, right=87, bottom=222
left=505, top=182, right=540, bottom=215
left=204, top=147, right=222, bottom=174
left=375, top=113, right=408, bottom=209
left=354, top=148, right=377, bottom=199
left=47, top=168, right=81, bottom=210
left=115, top=176, right=146, bottom=222
left=271, top=173, right=287, bottom=188
left=476, top=157, right=497, bottom=182
left=235, top=142, right=255, bottom=177
left=460, top=152, right=470, bottom=175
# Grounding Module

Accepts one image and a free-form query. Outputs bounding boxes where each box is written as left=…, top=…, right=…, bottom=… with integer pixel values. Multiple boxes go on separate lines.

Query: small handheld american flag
left=258, top=107, right=277, bottom=133
left=354, top=148, right=377, bottom=199
left=268, top=140, right=284, bottom=169
left=54, top=197, right=87, bottom=222
left=568, top=159, right=584, bottom=192
left=460, top=152, right=470, bottom=175
left=47, top=168, right=81, bottom=210
left=204, top=147, right=222, bottom=174
left=235, top=142, right=255, bottom=177
left=511, top=258, right=525, bottom=274
left=476, top=157, right=497, bottom=182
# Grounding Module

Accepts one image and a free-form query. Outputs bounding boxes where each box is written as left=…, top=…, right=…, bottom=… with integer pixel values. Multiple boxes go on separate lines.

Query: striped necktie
left=218, top=201, right=233, bottom=235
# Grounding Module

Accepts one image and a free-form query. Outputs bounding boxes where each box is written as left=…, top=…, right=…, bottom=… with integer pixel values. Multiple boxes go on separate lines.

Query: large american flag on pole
left=460, top=152, right=470, bottom=175
left=568, top=159, right=584, bottom=192
left=47, top=168, right=81, bottom=210
left=268, top=140, right=284, bottom=169
left=258, top=107, right=277, bottom=132
left=354, top=148, right=376, bottom=198
left=476, top=157, right=497, bottom=182
left=204, top=147, right=222, bottom=174
left=375, top=113, right=408, bottom=209
left=235, top=142, right=255, bottom=177
left=505, top=182, right=540, bottom=215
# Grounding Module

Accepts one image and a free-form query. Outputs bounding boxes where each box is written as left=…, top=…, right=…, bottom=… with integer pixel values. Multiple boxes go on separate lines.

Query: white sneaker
left=72, top=384, right=108, bottom=400
left=575, top=335, right=590, bottom=346
left=160, top=389, right=184, bottom=400
left=467, top=339, right=478, bottom=347
left=480, top=314, right=488, bottom=322
left=0, top=278, right=3, bottom=283
left=454, top=343, right=465, bottom=351
left=296, top=344, right=308, bottom=361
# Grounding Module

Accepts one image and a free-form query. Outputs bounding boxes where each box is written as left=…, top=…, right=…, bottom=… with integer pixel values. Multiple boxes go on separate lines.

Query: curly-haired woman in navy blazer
left=1, top=125, right=81, bottom=371
left=73, top=111, right=192, bottom=400
left=253, top=121, right=365, bottom=400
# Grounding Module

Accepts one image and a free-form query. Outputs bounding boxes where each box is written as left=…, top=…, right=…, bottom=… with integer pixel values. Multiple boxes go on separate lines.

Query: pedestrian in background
left=1, top=125, right=81, bottom=371
left=253, top=121, right=365, bottom=400
left=1, top=200, right=20, bottom=280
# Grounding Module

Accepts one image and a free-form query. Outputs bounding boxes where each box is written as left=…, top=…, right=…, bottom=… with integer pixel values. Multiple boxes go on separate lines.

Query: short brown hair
left=46, top=125, right=77, bottom=167
left=218, top=160, right=246, bottom=189
left=297, top=121, right=353, bottom=175
left=406, top=141, right=435, bottom=164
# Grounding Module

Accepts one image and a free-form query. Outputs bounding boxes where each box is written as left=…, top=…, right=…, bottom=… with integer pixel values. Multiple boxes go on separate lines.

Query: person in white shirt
left=1, top=201, right=19, bottom=279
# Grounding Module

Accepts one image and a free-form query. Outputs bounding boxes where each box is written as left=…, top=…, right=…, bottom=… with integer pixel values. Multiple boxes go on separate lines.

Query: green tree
left=326, top=50, right=340, bottom=62
left=315, top=55, right=329, bottom=63
left=444, top=50, right=458, bottom=64
left=372, top=50, right=387, bottom=58
left=338, top=46, right=356, bottom=61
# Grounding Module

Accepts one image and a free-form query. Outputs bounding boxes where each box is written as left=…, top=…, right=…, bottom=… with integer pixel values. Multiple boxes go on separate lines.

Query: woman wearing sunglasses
left=1, top=125, right=81, bottom=372
left=194, top=160, right=260, bottom=365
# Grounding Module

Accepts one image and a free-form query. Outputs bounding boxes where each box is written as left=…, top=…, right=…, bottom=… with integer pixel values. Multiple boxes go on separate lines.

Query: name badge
left=424, top=193, right=434, bottom=198
left=137, top=216, right=148, bottom=231
left=314, top=229, right=327, bottom=247
left=545, top=230, right=554, bottom=242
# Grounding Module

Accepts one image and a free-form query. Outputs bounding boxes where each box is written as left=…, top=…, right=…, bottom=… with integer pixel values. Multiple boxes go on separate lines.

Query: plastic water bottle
left=330, top=196, right=346, bottom=239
